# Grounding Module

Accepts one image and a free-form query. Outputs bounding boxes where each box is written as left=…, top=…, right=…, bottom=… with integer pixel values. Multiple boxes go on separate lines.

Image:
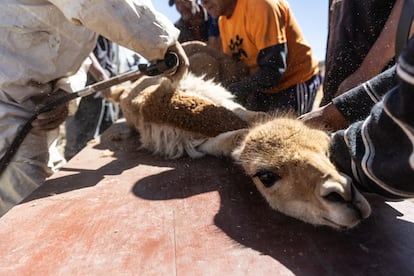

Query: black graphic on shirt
left=229, top=35, right=248, bottom=61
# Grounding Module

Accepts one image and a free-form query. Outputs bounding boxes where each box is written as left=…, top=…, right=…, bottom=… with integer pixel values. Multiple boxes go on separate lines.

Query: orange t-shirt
left=219, top=0, right=319, bottom=93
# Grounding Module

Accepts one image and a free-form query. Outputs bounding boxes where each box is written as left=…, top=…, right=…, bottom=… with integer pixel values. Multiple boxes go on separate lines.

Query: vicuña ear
left=107, top=85, right=127, bottom=103
left=231, top=139, right=245, bottom=162
left=198, top=129, right=248, bottom=157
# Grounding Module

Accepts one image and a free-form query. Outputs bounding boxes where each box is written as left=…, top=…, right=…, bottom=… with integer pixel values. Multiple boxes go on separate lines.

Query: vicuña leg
left=198, top=129, right=249, bottom=157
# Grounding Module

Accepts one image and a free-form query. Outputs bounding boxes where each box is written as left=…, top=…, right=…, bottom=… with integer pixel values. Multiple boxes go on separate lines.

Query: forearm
left=330, top=39, right=414, bottom=198
left=49, top=0, right=180, bottom=61
left=301, top=66, right=397, bottom=131
left=335, top=0, right=404, bottom=96
left=231, top=67, right=281, bottom=93
left=88, top=53, right=109, bottom=82
left=354, top=0, right=403, bottom=77
left=54, top=58, right=92, bottom=93
left=229, top=44, right=287, bottom=100
left=333, top=66, right=397, bottom=123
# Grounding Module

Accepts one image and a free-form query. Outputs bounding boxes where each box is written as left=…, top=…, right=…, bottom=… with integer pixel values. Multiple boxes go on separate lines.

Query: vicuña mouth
left=322, top=217, right=358, bottom=230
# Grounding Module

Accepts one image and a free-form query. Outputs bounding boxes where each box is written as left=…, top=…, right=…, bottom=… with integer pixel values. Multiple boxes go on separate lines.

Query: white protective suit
left=0, top=0, right=180, bottom=215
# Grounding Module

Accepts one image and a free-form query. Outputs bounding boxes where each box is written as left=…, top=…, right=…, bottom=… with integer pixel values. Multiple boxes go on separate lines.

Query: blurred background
left=118, top=1, right=328, bottom=72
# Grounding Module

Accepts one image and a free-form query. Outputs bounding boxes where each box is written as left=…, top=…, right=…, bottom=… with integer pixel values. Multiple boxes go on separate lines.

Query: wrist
left=325, top=102, right=349, bottom=130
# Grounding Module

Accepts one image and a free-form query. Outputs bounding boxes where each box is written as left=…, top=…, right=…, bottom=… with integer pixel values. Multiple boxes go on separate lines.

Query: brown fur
left=117, top=72, right=262, bottom=159
left=125, top=77, right=248, bottom=137
left=182, top=41, right=249, bottom=88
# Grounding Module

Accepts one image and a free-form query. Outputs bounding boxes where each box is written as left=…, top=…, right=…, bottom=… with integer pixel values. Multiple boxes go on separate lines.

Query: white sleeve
left=48, top=0, right=180, bottom=61
left=55, top=57, right=91, bottom=95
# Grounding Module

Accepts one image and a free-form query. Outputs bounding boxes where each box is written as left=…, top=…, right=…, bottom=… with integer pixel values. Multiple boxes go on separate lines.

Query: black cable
left=0, top=92, right=79, bottom=176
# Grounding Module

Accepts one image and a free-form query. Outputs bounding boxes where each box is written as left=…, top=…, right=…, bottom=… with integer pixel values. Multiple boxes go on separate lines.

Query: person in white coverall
left=0, top=0, right=189, bottom=216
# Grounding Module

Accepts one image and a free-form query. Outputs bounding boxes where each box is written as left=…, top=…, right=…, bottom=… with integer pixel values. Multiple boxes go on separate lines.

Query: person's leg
left=296, top=74, right=322, bottom=115
left=246, top=86, right=297, bottom=113
left=47, top=128, right=66, bottom=172
left=0, top=101, right=51, bottom=216
left=96, top=100, right=119, bottom=136
left=64, top=94, right=103, bottom=160
left=247, top=74, right=321, bottom=115
left=64, top=115, right=77, bottom=160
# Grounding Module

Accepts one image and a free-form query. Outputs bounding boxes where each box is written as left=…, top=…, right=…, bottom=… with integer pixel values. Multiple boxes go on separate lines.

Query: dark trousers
left=244, top=74, right=322, bottom=115
left=64, top=94, right=117, bottom=160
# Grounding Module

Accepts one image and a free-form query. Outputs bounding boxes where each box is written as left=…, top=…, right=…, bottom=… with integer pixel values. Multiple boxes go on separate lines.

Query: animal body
left=119, top=73, right=260, bottom=159
left=113, top=41, right=371, bottom=229
left=115, top=71, right=371, bottom=230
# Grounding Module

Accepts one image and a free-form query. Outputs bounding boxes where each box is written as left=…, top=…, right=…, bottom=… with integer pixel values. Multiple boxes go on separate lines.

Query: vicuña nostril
left=323, top=192, right=346, bottom=203
left=347, top=202, right=363, bottom=219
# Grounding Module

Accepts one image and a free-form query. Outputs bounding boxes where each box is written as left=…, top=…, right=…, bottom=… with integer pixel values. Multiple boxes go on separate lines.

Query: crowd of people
left=169, top=0, right=222, bottom=50
left=0, top=0, right=413, bottom=216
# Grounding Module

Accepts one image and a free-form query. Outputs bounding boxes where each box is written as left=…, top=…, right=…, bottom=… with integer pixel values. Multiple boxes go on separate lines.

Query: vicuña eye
left=253, top=170, right=281, bottom=188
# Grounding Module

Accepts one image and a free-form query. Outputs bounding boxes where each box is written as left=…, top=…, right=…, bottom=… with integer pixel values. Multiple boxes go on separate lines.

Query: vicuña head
left=201, top=115, right=372, bottom=230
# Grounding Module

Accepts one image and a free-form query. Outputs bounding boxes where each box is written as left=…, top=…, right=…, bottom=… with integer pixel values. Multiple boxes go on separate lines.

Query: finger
left=168, top=42, right=189, bottom=83
left=32, top=117, right=63, bottom=130
left=32, top=107, right=68, bottom=130
left=32, top=109, right=67, bottom=129
left=36, top=106, right=68, bottom=120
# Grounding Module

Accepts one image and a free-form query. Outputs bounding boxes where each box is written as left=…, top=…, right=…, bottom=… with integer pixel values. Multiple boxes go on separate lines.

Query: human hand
left=335, top=69, right=370, bottom=97
left=299, top=102, right=349, bottom=131
left=32, top=89, right=70, bottom=131
left=99, top=85, right=126, bottom=103
left=166, top=42, right=189, bottom=83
